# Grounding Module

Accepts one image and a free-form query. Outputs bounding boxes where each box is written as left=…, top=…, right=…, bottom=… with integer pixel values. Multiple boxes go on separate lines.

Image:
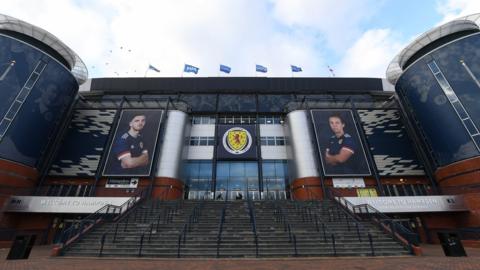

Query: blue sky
left=2, top=0, right=479, bottom=79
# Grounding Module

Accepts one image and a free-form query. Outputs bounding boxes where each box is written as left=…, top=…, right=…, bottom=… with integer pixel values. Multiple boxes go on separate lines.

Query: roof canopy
left=0, top=13, right=87, bottom=85
left=386, top=13, right=480, bottom=84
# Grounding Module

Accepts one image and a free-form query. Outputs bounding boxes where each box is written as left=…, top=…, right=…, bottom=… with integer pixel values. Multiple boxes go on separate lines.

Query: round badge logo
left=222, top=127, right=252, bottom=155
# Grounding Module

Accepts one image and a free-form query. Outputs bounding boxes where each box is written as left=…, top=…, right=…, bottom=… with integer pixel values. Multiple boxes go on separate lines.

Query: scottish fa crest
left=222, top=127, right=252, bottom=155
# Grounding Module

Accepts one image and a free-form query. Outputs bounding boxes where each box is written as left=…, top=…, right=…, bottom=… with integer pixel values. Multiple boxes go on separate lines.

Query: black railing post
left=368, top=233, right=375, bottom=256
left=138, top=233, right=145, bottom=257
left=124, top=214, right=129, bottom=232
left=356, top=223, right=361, bottom=242
left=322, top=223, right=327, bottom=242
left=293, top=234, right=298, bottom=256
left=113, top=223, right=119, bottom=243
left=177, top=234, right=182, bottom=258
left=287, top=224, right=292, bottom=242
left=314, top=213, right=319, bottom=232
left=148, top=223, right=154, bottom=243
left=331, top=234, right=337, bottom=256
left=99, top=233, right=107, bottom=257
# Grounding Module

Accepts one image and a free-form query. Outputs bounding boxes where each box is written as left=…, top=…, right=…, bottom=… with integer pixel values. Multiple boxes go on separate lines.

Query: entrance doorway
left=215, top=161, right=259, bottom=200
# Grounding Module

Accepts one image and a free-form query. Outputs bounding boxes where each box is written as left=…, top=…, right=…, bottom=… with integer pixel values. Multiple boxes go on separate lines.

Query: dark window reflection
left=218, top=94, right=256, bottom=112
left=258, top=95, right=292, bottom=112
left=397, top=58, right=479, bottom=166
left=180, top=94, right=217, bottom=112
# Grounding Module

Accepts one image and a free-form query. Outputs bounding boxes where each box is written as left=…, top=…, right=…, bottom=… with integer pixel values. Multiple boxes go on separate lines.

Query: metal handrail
left=216, top=205, right=227, bottom=257
left=353, top=203, right=419, bottom=244
left=177, top=202, right=205, bottom=258
left=327, top=188, right=417, bottom=253
left=58, top=187, right=148, bottom=253
left=247, top=198, right=259, bottom=257
left=294, top=201, right=337, bottom=243
left=273, top=201, right=298, bottom=256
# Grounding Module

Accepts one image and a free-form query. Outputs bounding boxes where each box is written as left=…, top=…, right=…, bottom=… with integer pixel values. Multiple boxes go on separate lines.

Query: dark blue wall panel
left=358, top=109, right=424, bottom=176
left=49, top=109, right=116, bottom=177
left=0, top=35, right=78, bottom=168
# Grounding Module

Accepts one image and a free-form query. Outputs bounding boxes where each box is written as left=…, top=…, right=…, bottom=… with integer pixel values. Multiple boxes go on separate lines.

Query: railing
left=216, top=204, right=227, bottom=257
left=247, top=198, right=259, bottom=257
left=295, top=200, right=348, bottom=256
left=272, top=201, right=298, bottom=256
left=177, top=201, right=205, bottom=258
left=57, top=187, right=148, bottom=254
left=327, top=188, right=418, bottom=254
left=354, top=203, right=420, bottom=246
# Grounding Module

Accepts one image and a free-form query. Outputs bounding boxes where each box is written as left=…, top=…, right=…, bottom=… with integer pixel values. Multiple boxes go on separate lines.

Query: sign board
left=332, top=178, right=365, bottom=188
left=105, top=178, right=139, bottom=188
left=344, top=195, right=467, bottom=213
left=4, top=196, right=132, bottom=213
left=216, top=125, right=257, bottom=159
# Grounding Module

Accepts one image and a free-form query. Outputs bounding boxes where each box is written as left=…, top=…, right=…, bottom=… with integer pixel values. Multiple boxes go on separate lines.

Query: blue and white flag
left=291, top=65, right=302, bottom=72
left=256, top=64, right=267, bottom=73
left=220, top=64, right=231, bottom=74
left=148, top=64, right=160, bottom=72
left=184, top=64, right=199, bottom=74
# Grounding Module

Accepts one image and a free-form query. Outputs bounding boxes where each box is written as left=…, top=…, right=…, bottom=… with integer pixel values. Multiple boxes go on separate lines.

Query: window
left=258, top=116, right=283, bottom=125
left=218, top=115, right=257, bottom=124
left=260, top=136, right=286, bottom=146
left=45, top=184, right=92, bottom=197
left=184, top=161, right=213, bottom=192
left=191, top=116, right=216, bottom=125
left=382, top=184, right=430, bottom=196
left=189, top=136, right=215, bottom=146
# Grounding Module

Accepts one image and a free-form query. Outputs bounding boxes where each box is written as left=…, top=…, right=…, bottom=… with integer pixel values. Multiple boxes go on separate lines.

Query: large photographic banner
left=217, top=125, right=257, bottom=159
left=103, top=109, right=163, bottom=176
left=311, top=110, right=371, bottom=176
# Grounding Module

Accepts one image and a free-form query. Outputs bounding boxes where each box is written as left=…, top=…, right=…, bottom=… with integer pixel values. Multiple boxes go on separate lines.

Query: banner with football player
left=216, top=125, right=257, bottom=159
left=311, top=109, right=371, bottom=176
left=103, top=109, right=163, bottom=176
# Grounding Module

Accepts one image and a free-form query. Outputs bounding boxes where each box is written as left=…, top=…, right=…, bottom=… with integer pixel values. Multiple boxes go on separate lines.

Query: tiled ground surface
left=1, top=244, right=480, bottom=270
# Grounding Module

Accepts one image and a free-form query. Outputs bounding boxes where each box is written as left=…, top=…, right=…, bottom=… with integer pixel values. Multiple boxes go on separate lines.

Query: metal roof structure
left=386, top=13, right=480, bottom=84
left=0, top=13, right=88, bottom=85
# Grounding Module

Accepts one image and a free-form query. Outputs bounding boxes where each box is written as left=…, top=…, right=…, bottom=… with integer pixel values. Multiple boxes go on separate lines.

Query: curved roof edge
left=386, top=13, right=480, bottom=85
left=0, top=13, right=88, bottom=85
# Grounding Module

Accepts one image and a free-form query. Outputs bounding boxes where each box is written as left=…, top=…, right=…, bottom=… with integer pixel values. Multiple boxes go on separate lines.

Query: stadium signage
left=222, top=127, right=253, bottom=155
left=4, top=196, right=132, bottom=213
left=344, top=195, right=467, bottom=213
left=217, top=125, right=257, bottom=159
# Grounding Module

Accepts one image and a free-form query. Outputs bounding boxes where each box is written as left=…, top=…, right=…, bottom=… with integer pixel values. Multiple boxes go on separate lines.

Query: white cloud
left=269, top=0, right=378, bottom=53
left=2, top=0, right=330, bottom=78
left=436, top=0, right=480, bottom=23
left=336, top=29, right=404, bottom=78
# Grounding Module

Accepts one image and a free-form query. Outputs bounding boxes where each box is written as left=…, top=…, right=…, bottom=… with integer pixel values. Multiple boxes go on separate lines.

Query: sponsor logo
left=222, top=127, right=252, bottom=155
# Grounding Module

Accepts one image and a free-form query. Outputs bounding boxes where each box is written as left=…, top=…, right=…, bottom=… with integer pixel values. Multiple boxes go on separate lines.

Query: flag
left=220, top=64, right=231, bottom=74
left=256, top=64, right=267, bottom=73
left=184, top=64, right=199, bottom=74
left=291, top=65, right=302, bottom=72
left=327, top=65, right=335, bottom=77
left=148, top=64, right=160, bottom=73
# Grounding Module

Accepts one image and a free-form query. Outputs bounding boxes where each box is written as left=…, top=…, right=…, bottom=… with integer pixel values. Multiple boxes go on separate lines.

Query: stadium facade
left=1, top=13, right=480, bottom=249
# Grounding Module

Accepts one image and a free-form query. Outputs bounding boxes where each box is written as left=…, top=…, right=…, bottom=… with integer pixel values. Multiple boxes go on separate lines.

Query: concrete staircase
left=62, top=199, right=410, bottom=258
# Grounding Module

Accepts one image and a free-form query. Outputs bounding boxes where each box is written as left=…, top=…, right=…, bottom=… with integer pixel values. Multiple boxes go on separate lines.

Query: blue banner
left=220, top=64, right=231, bottom=74
left=256, top=64, right=267, bottom=73
left=291, top=65, right=302, bottom=72
left=184, top=64, right=199, bottom=74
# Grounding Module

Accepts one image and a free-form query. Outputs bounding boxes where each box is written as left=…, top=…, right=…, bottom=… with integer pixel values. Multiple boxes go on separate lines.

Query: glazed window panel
left=258, top=95, right=292, bottom=112
left=218, top=94, right=256, bottom=112
left=180, top=94, right=217, bottom=112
